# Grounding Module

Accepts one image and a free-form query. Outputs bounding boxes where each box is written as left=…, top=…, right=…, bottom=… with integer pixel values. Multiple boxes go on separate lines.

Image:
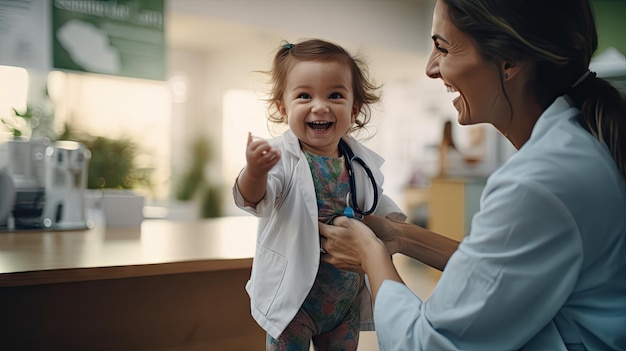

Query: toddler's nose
left=311, top=99, right=330, bottom=113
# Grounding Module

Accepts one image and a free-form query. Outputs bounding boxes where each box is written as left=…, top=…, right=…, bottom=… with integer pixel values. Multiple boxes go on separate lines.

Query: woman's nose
left=425, top=50, right=440, bottom=79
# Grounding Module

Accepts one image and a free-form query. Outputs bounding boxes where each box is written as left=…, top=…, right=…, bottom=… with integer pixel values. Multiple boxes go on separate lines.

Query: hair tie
left=571, top=70, right=596, bottom=88
left=283, top=43, right=294, bottom=50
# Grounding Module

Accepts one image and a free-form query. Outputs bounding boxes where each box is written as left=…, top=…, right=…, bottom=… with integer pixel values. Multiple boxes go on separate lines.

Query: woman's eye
left=329, top=92, right=343, bottom=99
left=435, top=42, right=448, bottom=54
left=297, top=93, right=311, bottom=99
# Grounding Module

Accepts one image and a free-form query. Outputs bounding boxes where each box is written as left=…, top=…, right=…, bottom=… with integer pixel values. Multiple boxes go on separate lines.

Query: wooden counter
left=0, top=216, right=264, bottom=350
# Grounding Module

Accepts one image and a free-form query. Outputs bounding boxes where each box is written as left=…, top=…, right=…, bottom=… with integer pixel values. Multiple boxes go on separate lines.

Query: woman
left=318, top=0, right=626, bottom=349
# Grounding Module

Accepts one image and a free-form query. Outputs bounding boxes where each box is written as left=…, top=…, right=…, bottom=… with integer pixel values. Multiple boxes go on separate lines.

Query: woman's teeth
left=446, top=85, right=461, bottom=100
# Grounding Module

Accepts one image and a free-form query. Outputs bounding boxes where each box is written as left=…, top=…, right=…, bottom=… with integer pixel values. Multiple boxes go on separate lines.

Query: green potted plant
left=174, top=136, right=222, bottom=218
left=58, top=125, right=151, bottom=227
left=2, top=84, right=151, bottom=227
left=1, top=83, right=56, bottom=140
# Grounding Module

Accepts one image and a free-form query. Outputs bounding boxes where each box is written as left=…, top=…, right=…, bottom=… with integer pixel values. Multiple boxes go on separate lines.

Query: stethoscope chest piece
left=343, top=192, right=355, bottom=218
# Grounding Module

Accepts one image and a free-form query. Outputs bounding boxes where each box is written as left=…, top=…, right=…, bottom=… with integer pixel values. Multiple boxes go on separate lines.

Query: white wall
left=0, top=0, right=517, bottom=217
left=167, top=0, right=435, bottom=55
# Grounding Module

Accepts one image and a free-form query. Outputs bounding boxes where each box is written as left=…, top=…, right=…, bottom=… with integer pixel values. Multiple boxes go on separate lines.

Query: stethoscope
left=338, top=139, right=379, bottom=220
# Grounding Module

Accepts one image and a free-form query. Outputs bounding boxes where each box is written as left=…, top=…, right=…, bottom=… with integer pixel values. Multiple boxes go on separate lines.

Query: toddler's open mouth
left=307, top=121, right=333, bottom=131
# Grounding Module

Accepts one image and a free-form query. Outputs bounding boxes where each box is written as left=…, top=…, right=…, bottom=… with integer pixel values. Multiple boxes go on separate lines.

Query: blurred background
left=1, top=0, right=624, bottom=221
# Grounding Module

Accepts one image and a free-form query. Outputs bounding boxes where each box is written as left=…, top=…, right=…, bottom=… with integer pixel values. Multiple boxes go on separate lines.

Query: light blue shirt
left=374, top=96, right=626, bottom=350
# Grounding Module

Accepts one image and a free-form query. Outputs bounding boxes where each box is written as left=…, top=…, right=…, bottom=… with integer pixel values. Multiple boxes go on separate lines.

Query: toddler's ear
left=352, top=104, right=360, bottom=122
left=276, top=101, right=287, bottom=118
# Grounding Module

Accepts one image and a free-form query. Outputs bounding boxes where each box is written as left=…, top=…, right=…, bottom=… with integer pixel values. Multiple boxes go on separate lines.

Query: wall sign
left=52, top=0, right=165, bottom=81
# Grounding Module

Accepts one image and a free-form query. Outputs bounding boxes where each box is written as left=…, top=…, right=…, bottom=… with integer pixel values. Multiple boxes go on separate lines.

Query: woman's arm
left=364, top=215, right=460, bottom=271
left=319, top=216, right=460, bottom=299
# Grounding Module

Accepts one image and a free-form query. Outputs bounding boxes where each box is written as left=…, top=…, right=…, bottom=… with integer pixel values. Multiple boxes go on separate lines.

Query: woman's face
left=425, top=0, right=508, bottom=127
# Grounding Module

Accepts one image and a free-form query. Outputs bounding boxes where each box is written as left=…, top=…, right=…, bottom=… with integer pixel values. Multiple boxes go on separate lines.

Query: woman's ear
left=502, top=61, right=523, bottom=81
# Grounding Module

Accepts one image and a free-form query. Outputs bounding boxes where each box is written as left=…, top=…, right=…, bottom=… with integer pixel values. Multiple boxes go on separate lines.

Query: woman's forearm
left=364, top=215, right=460, bottom=271
left=398, top=221, right=459, bottom=271
left=362, top=240, right=404, bottom=301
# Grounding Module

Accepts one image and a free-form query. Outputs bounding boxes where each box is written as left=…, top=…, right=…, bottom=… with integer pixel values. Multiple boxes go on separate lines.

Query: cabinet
left=428, top=177, right=486, bottom=242
left=403, top=186, right=430, bottom=226
left=0, top=217, right=264, bottom=350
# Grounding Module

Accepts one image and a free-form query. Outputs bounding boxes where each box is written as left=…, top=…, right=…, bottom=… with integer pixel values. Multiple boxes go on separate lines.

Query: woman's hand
left=363, top=215, right=405, bottom=255
left=319, top=216, right=385, bottom=273
left=319, top=216, right=403, bottom=300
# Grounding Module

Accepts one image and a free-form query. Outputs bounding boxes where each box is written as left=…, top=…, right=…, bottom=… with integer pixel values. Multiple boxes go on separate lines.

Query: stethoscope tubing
left=339, top=139, right=379, bottom=218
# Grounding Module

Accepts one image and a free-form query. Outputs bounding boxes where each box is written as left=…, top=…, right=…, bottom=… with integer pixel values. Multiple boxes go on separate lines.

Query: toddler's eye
left=297, top=93, right=311, bottom=99
left=329, top=92, right=343, bottom=99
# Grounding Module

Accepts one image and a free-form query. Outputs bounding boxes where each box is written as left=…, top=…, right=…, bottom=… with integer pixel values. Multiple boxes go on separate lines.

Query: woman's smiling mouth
left=445, top=84, right=463, bottom=109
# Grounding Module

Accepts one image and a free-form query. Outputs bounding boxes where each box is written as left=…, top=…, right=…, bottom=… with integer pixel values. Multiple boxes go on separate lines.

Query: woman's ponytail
left=568, top=72, right=626, bottom=178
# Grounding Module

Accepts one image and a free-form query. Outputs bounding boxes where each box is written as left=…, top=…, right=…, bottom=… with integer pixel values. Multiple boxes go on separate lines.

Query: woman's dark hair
left=443, top=0, right=626, bottom=177
left=264, top=39, right=380, bottom=133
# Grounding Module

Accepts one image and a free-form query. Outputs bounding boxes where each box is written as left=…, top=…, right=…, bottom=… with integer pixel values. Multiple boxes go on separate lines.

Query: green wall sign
left=52, top=0, right=165, bottom=81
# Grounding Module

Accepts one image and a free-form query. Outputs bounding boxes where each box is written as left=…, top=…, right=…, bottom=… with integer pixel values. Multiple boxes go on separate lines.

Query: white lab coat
left=233, top=129, right=406, bottom=339
left=374, top=96, right=626, bottom=350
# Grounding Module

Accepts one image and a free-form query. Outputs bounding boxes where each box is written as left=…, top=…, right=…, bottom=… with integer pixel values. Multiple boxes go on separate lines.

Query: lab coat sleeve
left=374, top=179, right=582, bottom=350
left=232, top=159, right=287, bottom=218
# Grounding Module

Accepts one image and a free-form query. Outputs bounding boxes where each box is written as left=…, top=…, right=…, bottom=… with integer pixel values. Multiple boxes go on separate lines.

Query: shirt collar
left=528, top=95, right=578, bottom=143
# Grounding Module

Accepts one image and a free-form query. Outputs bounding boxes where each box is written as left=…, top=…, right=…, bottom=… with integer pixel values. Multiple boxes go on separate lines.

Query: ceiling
left=165, top=0, right=435, bottom=56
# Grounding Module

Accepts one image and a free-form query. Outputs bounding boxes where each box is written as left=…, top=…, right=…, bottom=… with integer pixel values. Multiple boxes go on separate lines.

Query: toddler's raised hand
left=245, top=132, right=281, bottom=178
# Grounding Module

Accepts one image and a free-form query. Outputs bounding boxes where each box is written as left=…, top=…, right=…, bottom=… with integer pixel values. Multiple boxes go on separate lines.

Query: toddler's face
left=278, top=60, right=357, bottom=157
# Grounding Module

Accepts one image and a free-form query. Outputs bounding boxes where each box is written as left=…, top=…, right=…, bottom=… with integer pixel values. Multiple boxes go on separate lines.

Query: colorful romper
left=267, top=150, right=364, bottom=351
